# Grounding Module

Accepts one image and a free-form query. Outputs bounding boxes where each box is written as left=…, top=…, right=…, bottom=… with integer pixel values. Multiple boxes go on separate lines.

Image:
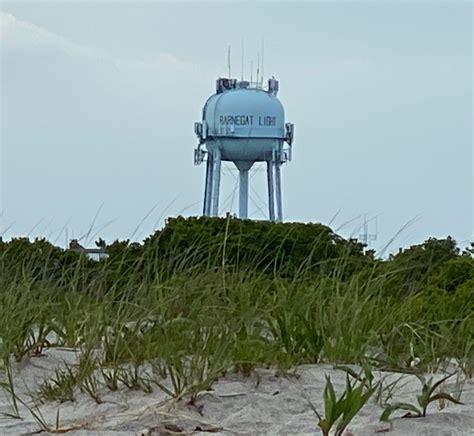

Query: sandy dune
left=1, top=348, right=473, bottom=435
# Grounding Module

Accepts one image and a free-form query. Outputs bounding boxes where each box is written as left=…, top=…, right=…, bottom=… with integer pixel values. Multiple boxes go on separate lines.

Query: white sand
left=1, top=348, right=473, bottom=435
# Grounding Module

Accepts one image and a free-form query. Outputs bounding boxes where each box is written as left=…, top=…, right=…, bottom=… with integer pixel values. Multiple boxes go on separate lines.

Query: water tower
left=194, top=76, right=294, bottom=222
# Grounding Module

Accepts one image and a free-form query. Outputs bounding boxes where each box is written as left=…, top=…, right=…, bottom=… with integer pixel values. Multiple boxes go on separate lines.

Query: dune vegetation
left=0, top=216, right=472, bottom=431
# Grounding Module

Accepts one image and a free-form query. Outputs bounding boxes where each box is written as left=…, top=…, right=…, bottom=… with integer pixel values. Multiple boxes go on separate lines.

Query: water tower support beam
left=211, top=148, right=222, bottom=217
left=266, top=160, right=275, bottom=221
left=239, top=169, right=249, bottom=219
left=203, top=153, right=214, bottom=216
left=275, top=161, right=283, bottom=222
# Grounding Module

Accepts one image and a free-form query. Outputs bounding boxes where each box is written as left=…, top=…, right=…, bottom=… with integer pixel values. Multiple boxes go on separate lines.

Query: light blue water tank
left=200, top=78, right=287, bottom=162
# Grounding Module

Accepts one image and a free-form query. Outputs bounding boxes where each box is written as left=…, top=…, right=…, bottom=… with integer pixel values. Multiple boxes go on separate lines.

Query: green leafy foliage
left=380, top=373, right=464, bottom=421
left=0, top=217, right=472, bottom=417
left=314, top=374, right=378, bottom=436
left=384, top=236, right=460, bottom=296
left=432, top=257, right=474, bottom=292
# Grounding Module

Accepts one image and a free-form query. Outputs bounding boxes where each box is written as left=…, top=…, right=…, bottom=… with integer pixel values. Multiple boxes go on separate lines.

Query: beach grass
left=0, top=217, right=472, bottom=428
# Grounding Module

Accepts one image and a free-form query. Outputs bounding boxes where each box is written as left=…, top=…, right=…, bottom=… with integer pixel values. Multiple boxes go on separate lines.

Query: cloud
left=1, top=11, right=100, bottom=59
left=0, top=11, right=189, bottom=78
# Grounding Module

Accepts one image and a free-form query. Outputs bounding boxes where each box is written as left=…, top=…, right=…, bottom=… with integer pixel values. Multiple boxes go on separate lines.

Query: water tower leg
left=266, top=160, right=275, bottom=221
left=239, top=169, right=249, bottom=219
left=203, top=153, right=214, bottom=216
left=211, top=148, right=222, bottom=217
left=275, top=161, right=283, bottom=222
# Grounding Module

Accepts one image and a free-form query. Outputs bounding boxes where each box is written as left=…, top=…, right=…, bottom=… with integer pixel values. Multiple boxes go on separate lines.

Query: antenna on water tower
left=256, top=52, right=260, bottom=86
left=261, top=37, right=265, bottom=87
left=241, top=38, right=244, bottom=81
left=227, top=46, right=231, bottom=77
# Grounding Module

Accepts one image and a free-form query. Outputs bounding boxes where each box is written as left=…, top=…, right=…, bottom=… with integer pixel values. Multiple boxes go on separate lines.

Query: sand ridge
left=1, top=349, right=473, bottom=435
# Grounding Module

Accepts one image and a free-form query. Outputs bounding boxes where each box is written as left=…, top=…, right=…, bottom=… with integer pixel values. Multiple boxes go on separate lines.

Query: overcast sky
left=0, top=1, right=472, bottom=253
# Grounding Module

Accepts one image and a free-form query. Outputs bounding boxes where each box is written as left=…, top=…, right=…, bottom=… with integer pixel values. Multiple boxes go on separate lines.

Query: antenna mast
left=227, top=46, right=231, bottom=77
left=359, top=214, right=378, bottom=248
left=241, top=38, right=244, bottom=81
left=256, top=52, right=260, bottom=87
left=261, top=37, right=265, bottom=87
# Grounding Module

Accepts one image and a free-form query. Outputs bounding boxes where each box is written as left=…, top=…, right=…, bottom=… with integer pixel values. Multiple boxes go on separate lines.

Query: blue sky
left=0, top=1, right=472, bottom=253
